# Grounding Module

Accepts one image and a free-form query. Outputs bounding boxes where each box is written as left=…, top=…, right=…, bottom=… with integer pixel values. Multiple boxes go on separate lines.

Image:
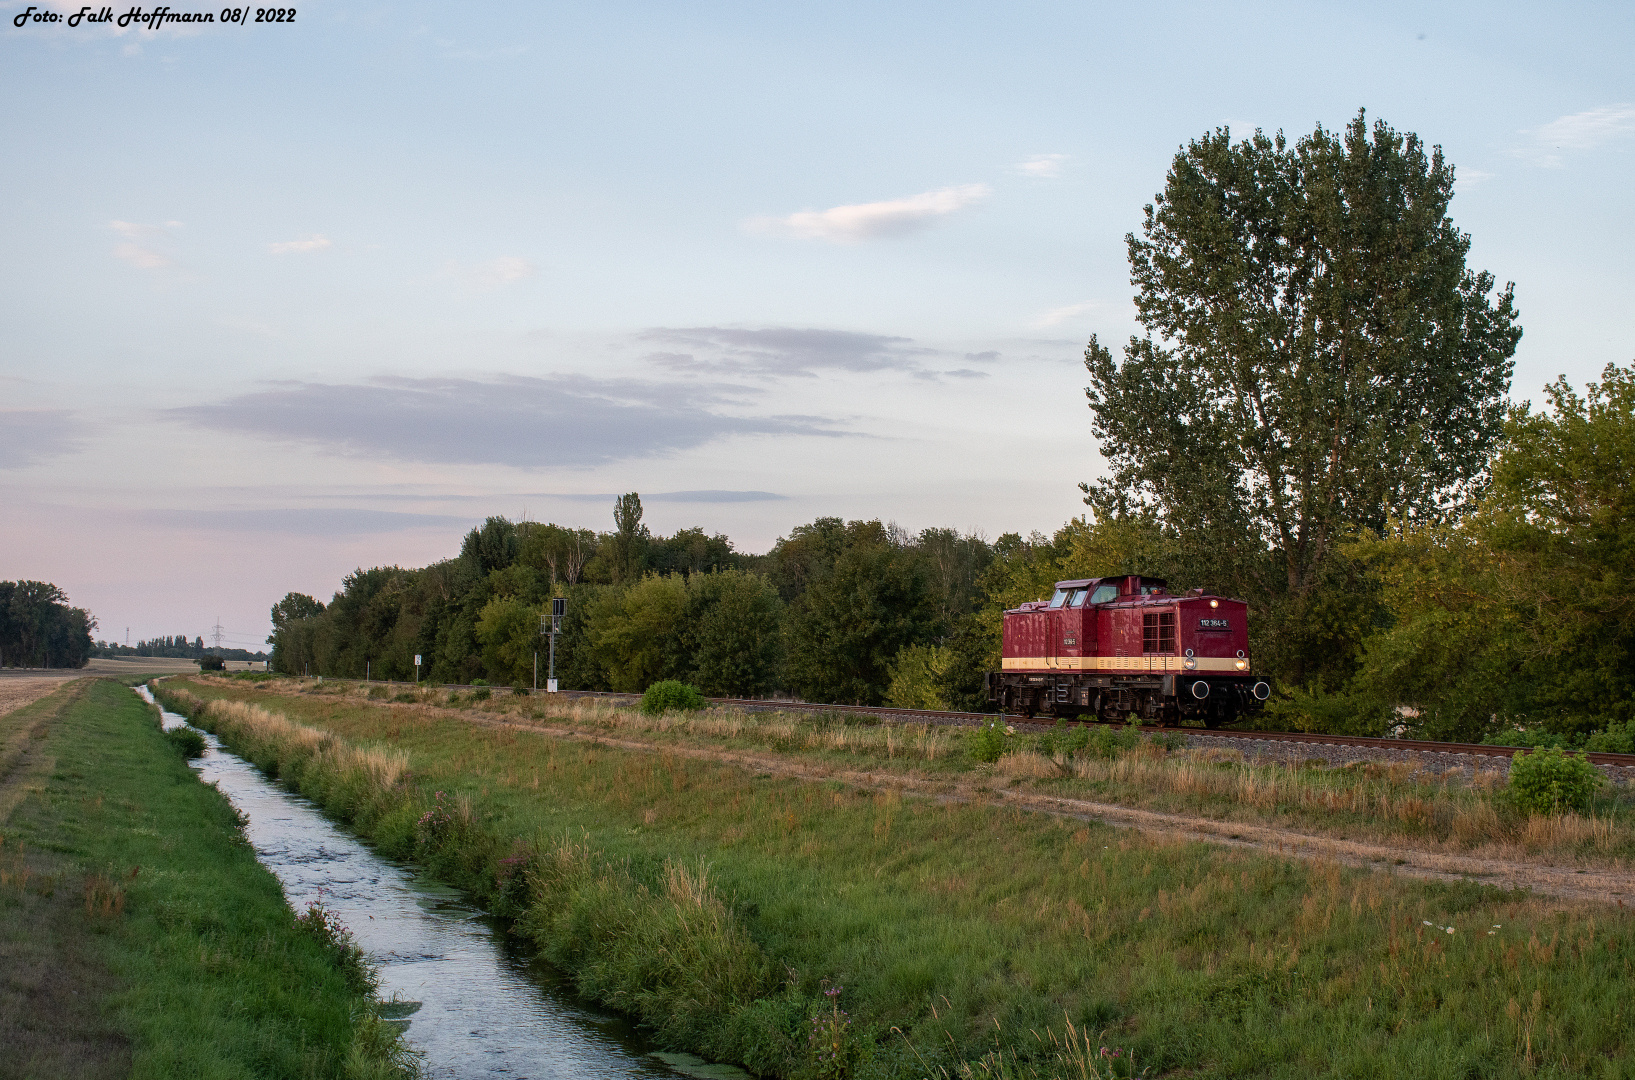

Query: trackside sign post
left=540, top=598, right=565, bottom=693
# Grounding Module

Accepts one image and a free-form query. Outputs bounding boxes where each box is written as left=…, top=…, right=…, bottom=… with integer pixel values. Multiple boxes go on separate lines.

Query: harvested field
left=0, top=678, right=71, bottom=720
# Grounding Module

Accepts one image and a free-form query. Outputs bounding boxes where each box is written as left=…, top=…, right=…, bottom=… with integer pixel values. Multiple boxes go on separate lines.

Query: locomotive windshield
left=1048, top=588, right=1070, bottom=608
left=1068, top=589, right=1088, bottom=608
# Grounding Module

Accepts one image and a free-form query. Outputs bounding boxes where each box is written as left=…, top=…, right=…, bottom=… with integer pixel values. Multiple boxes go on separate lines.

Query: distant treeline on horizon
left=93, top=636, right=269, bottom=662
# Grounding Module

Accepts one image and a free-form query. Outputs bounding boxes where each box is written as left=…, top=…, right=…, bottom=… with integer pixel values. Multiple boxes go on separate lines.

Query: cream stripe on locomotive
left=1001, top=656, right=1250, bottom=673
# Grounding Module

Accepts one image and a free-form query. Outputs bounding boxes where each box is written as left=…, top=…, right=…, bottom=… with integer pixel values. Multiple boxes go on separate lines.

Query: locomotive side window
left=1089, top=584, right=1118, bottom=605
left=1142, top=610, right=1177, bottom=653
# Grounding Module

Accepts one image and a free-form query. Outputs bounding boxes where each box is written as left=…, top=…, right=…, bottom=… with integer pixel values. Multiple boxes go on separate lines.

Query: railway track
left=275, top=675, right=1635, bottom=771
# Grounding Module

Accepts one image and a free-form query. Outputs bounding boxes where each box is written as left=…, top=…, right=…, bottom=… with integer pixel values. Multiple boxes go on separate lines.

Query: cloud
left=745, top=184, right=990, bottom=243
left=642, top=326, right=929, bottom=378
left=438, top=255, right=537, bottom=289
left=1015, top=154, right=1067, bottom=178
left=1515, top=104, right=1635, bottom=166
left=1033, top=300, right=1103, bottom=328
left=472, top=256, right=536, bottom=287
left=0, top=410, right=87, bottom=468
left=110, top=219, right=181, bottom=269
left=167, top=373, right=847, bottom=468
left=544, top=490, right=788, bottom=503
left=143, top=508, right=474, bottom=535
left=269, top=234, right=332, bottom=254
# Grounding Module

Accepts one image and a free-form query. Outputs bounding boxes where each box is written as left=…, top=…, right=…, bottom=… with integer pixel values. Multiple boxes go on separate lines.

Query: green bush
left=967, top=719, right=1010, bottom=763
left=641, top=680, right=708, bottom=715
left=1089, top=724, right=1140, bottom=759
left=1483, top=727, right=1582, bottom=750
left=1585, top=720, right=1635, bottom=754
left=470, top=687, right=492, bottom=702
left=165, top=726, right=206, bottom=759
left=1507, top=747, right=1604, bottom=814
left=1149, top=730, right=1188, bottom=753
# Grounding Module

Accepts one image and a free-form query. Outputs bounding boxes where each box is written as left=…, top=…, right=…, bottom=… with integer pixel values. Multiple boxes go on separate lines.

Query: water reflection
left=137, top=685, right=727, bottom=1080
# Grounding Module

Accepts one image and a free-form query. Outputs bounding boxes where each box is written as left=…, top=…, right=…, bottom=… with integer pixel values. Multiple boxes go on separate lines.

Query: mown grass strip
left=164, top=677, right=1635, bottom=1080
left=0, top=678, right=414, bottom=1080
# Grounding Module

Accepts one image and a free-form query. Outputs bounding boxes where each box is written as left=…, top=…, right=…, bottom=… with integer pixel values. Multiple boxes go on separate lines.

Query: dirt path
left=436, top=709, right=1635, bottom=907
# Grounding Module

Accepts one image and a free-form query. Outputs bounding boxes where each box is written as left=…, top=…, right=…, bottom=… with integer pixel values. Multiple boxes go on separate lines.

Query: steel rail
left=273, top=675, right=1635, bottom=770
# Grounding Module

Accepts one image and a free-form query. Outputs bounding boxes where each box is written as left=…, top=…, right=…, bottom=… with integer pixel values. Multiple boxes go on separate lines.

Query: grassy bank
left=228, top=675, right=1635, bottom=868
left=161, top=676, right=1635, bottom=1079
left=0, top=678, right=414, bottom=1079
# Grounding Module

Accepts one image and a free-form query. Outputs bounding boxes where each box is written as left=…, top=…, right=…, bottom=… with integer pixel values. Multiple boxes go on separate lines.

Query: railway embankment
left=157, top=673, right=1635, bottom=1079
left=0, top=678, right=414, bottom=1079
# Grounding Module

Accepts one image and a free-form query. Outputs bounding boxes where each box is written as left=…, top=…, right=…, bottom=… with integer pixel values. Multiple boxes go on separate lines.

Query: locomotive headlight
left=1209, top=599, right=1219, bottom=609
left=1183, top=656, right=1197, bottom=670
left=1235, top=659, right=1249, bottom=671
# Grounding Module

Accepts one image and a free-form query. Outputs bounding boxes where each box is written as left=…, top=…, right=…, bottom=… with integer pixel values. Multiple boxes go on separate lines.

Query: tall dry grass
left=203, top=697, right=410, bottom=791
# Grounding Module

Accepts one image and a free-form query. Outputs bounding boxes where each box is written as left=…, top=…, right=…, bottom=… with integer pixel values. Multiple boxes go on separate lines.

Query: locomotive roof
left=1052, top=575, right=1169, bottom=590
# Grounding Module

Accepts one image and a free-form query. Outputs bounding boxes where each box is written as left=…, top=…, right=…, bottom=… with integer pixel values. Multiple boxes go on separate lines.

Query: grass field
left=0, top=678, right=414, bottom=1080
left=225, top=676, right=1635, bottom=869
left=160, top=675, right=1635, bottom=1079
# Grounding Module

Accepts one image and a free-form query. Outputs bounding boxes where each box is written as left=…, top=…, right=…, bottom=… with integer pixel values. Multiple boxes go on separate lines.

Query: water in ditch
left=136, top=685, right=746, bottom=1080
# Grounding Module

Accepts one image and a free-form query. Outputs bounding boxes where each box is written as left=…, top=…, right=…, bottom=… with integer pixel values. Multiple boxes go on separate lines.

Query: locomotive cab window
left=1048, top=588, right=1070, bottom=608
left=1143, top=610, right=1177, bottom=654
left=1089, top=584, right=1118, bottom=605
left=1067, top=589, right=1088, bottom=608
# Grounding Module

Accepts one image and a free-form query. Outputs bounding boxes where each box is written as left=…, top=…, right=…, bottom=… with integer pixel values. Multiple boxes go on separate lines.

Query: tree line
left=268, top=503, right=1000, bottom=708
left=271, top=109, right=1631, bottom=743
left=92, top=636, right=269, bottom=662
left=0, top=581, right=96, bottom=669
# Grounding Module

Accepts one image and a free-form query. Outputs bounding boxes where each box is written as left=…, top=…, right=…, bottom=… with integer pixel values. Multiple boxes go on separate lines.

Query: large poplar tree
left=1083, top=111, right=1522, bottom=682
left=1086, top=111, right=1520, bottom=590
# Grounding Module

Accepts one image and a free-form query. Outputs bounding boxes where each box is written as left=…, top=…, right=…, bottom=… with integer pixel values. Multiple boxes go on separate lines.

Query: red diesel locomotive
left=986, top=575, right=1271, bottom=727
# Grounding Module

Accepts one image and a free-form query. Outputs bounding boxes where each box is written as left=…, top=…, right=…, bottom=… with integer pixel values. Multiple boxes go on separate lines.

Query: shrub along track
left=365, top=696, right=1635, bottom=907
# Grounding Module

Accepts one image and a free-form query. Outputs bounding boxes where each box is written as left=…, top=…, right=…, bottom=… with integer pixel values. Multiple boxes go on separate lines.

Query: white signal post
left=414, top=653, right=421, bottom=684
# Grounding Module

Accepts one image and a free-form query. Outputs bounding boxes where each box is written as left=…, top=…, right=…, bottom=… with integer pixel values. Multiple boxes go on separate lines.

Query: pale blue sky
left=3, top=0, right=1631, bottom=650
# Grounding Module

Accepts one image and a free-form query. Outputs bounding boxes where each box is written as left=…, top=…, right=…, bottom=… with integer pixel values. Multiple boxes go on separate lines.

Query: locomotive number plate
left=1197, top=618, right=1230, bottom=631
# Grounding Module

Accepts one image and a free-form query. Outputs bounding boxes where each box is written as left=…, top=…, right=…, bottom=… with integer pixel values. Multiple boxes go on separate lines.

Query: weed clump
left=165, top=727, right=206, bottom=759
left=1507, top=747, right=1603, bottom=814
left=293, top=898, right=378, bottom=996
left=642, top=680, right=708, bottom=715
left=968, top=719, right=1011, bottom=763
